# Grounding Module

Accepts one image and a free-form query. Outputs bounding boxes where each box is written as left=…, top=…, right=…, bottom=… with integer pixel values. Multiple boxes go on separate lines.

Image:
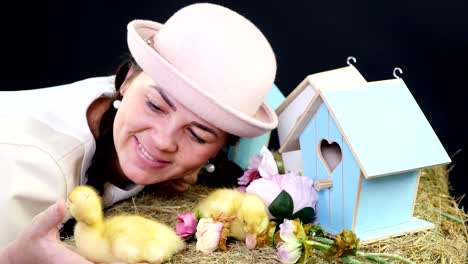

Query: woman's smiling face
left=113, top=72, right=227, bottom=185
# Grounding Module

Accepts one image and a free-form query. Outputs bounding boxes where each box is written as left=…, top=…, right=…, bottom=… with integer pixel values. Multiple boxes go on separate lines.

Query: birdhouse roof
left=280, top=79, right=451, bottom=178
left=275, top=65, right=365, bottom=115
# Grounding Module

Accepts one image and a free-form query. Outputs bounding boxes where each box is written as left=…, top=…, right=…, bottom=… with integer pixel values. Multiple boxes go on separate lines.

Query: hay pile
left=68, top=166, right=468, bottom=263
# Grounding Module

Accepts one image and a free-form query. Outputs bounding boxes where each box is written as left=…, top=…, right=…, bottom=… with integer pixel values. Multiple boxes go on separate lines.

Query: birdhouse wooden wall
left=276, top=79, right=316, bottom=174
left=299, top=101, right=424, bottom=242
left=299, top=100, right=361, bottom=234
left=354, top=170, right=420, bottom=239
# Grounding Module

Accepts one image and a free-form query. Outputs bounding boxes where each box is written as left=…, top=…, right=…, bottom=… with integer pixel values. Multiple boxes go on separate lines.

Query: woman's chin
left=125, top=173, right=156, bottom=185
left=124, top=167, right=174, bottom=186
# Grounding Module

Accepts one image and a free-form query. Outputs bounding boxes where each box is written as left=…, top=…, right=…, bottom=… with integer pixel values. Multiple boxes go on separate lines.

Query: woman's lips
left=138, top=141, right=156, bottom=161
left=134, top=137, right=171, bottom=169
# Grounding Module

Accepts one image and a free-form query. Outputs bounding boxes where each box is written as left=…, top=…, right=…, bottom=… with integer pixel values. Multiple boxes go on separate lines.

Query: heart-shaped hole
left=318, top=139, right=343, bottom=174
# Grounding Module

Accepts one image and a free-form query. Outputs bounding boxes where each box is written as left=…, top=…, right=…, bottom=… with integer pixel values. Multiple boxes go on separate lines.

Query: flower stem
left=341, top=256, right=363, bottom=264
left=364, top=256, right=392, bottom=264
left=431, top=208, right=464, bottom=224
left=357, top=252, right=416, bottom=264
left=311, top=236, right=334, bottom=245
left=304, top=240, right=414, bottom=264
left=304, top=240, right=329, bottom=251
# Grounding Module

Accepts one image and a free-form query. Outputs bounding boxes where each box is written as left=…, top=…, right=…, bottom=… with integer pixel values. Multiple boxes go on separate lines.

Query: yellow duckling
left=67, top=185, right=185, bottom=264
left=195, top=188, right=269, bottom=249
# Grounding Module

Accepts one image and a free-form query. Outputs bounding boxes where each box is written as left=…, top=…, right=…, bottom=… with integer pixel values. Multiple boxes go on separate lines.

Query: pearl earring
left=205, top=161, right=215, bottom=173
left=113, top=100, right=121, bottom=109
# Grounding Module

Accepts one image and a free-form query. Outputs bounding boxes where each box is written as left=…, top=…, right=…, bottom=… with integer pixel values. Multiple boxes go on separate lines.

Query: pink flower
left=195, top=218, right=224, bottom=253
left=238, top=185, right=247, bottom=192
left=175, top=212, right=198, bottom=240
left=248, top=153, right=263, bottom=169
left=238, top=146, right=278, bottom=187
left=246, top=173, right=318, bottom=215
left=237, top=168, right=261, bottom=187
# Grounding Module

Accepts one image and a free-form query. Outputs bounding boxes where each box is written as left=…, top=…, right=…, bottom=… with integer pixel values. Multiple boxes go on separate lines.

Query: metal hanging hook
left=346, top=56, right=357, bottom=66
left=393, top=67, right=403, bottom=79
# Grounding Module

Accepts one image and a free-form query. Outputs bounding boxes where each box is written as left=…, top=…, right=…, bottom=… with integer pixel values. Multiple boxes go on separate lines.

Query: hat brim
left=127, top=20, right=278, bottom=137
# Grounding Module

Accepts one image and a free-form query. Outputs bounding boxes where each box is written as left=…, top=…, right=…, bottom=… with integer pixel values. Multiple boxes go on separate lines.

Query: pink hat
left=127, top=3, right=278, bottom=137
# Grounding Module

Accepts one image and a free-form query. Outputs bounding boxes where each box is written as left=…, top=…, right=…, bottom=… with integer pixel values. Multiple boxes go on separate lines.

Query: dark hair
left=84, top=58, right=140, bottom=196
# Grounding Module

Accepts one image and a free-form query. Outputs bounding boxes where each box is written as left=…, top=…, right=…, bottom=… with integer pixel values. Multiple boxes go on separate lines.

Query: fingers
left=30, top=199, right=66, bottom=238
left=183, top=168, right=199, bottom=185
left=170, top=179, right=191, bottom=193
left=168, top=168, right=200, bottom=192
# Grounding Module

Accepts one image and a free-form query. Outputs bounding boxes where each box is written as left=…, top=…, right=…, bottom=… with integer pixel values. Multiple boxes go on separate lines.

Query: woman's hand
left=1, top=200, right=93, bottom=264
left=166, top=168, right=199, bottom=192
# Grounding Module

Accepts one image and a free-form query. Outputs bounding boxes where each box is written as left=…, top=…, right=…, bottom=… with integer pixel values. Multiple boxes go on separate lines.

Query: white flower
left=276, top=241, right=302, bottom=264
left=276, top=219, right=304, bottom=264
left=195, top=218, right=223, bottom=253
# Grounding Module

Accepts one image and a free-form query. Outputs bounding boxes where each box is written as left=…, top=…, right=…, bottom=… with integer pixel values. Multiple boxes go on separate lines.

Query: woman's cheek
left=178, top=147, right=209, bottom=169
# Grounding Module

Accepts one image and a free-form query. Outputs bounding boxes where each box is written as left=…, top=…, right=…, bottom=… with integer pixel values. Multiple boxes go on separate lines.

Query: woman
left=0, top=3, right=278, bottom=263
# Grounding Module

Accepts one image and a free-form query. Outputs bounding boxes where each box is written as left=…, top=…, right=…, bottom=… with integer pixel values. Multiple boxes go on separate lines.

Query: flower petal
left=248, top=154, right=262, bottom=169
left=279, top=173, right=318, bottom=214
left=276, top=241, right=302, bottom=264
left=237, top=169, right=261, bottom=186
left=258, top=146, right=279, bottom=178
left=175, top=212, right=198, bottom=239
left=245, top=178, right=281, bottom=207
left=279, top=219, right=300, bottom=243
left=195, top=218, right=224, bottom=253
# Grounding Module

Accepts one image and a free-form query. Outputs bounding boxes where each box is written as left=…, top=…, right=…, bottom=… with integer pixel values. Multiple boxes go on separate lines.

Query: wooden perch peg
left=314, top=178, right=333, bottom=190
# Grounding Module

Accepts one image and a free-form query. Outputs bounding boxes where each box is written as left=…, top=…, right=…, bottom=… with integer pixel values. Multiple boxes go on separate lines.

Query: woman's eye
left=188, top=129, right=206, bottom=144
left=146, top=99, right=162, bottom=112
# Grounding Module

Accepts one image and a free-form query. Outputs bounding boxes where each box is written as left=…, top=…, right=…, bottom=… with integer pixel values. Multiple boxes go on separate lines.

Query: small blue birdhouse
left=280, top=78, right=451, bottom=243
left=228, top=83, right=285, bottom=169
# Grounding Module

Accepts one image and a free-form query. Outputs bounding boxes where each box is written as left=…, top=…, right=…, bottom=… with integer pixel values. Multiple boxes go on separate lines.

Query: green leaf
left=268, top=190, right=294, bottom=219
left=291, top=207, right=316, bottom=224
left=194, top=209, right=203, bottom=220
left=308, top=224, right=326, bottom=237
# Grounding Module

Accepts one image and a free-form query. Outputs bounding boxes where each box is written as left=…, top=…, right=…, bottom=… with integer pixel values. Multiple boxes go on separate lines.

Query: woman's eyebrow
left=190, top=122, right=219, bottom=138
left=149, top=85, right=218, bottom=138
left=150, top=85, right=177, bottom=111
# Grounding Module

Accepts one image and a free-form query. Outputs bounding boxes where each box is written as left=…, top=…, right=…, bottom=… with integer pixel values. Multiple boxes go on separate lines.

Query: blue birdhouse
left=280, top=78, right=451, bottom=243
left=228, top=83, right=285, bottom=169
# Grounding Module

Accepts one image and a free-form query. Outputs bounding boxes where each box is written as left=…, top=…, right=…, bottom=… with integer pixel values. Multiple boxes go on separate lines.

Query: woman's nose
left=152, top=125, right=178, bottom=153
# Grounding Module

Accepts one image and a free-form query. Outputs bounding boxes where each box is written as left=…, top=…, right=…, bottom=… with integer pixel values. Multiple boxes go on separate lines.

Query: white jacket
left=0, top=76, right=144, bottom=246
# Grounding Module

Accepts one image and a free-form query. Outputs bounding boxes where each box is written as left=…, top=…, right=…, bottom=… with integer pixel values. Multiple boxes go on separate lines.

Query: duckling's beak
left=245, top=232, right=257, bottom=250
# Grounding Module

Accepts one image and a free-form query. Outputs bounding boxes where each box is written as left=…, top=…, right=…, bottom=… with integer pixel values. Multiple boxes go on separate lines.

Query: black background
left=1, top=1, right=466, bottom=210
